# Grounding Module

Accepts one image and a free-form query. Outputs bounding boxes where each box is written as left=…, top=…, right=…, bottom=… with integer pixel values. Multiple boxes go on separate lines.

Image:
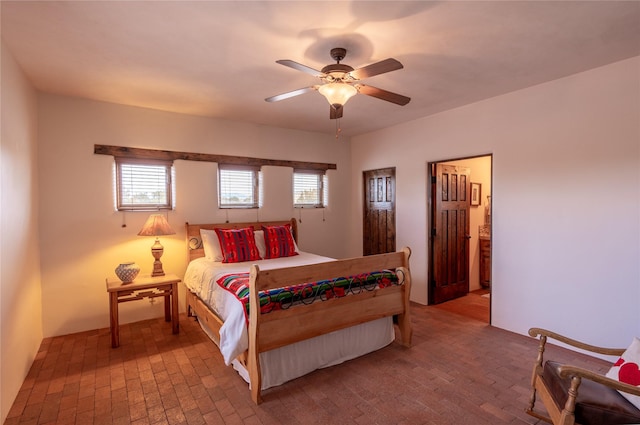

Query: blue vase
left=115, top=262, right=140, bottom=283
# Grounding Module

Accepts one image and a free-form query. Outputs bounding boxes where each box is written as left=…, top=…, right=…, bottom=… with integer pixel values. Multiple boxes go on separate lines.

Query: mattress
left=183, top=252, right=395, bottom=390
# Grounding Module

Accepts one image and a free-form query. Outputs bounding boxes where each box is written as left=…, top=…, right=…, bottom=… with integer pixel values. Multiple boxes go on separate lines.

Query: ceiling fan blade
left=349, top=58, right=404, bottom=80
left=330, top=105, right=343, bottom=120
left=356, top=84, right=411, bottom=106
left=276, top=60, right=324, bottom=77
left=265, top=86, right=317, bottom=102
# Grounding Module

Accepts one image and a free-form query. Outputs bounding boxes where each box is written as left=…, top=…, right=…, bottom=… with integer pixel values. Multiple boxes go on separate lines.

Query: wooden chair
left=526, top=327, right=640, bottom=425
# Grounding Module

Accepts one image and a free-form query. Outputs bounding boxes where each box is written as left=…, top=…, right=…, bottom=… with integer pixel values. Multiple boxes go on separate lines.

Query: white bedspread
left=183, top=252, right=334, bottom=364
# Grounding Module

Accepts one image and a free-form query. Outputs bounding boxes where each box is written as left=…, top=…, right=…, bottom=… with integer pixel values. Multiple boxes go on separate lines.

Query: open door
left=430, top=163, right=471, bottom=304
left=363, top=167, right=396, bottom=256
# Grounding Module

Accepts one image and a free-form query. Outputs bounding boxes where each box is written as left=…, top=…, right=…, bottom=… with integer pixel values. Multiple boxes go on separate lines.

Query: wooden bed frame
left=184, top=218, right=412, bottom=404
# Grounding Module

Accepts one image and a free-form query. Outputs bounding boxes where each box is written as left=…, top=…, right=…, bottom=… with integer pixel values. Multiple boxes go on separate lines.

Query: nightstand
left=106, top=273, right=180, bottom=348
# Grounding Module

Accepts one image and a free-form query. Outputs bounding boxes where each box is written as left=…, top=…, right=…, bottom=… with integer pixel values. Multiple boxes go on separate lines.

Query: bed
left=183, top=218, right=412, bottom=404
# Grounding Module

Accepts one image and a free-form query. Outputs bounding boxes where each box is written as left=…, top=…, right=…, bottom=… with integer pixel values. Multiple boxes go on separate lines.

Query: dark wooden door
left=363, top=168, right=396, bottom=256
left=430, top=163, right=471, bottom=304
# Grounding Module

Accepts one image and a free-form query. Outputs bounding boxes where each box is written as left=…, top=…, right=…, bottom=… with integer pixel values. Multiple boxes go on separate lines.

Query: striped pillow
left=262, top=224, right=299, bottom=259
left=215, top=227, right=261, bottom=263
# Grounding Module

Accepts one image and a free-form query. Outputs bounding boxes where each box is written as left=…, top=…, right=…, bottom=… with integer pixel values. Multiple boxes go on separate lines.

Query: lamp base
left=151, top=260, right=165, bottom=277
left=151, top=238, right=165, bottom=277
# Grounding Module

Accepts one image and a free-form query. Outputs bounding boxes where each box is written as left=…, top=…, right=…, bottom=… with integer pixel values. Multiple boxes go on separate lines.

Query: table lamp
left=137, top=214, right=176, bottom=277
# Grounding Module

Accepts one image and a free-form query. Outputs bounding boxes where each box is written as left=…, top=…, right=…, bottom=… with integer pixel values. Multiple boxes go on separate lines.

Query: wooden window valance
left=94, top=145, right=337, bottom=172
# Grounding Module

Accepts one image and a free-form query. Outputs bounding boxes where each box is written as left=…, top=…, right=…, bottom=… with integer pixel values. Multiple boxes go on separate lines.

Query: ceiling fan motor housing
left=323, top=48, right=354, bottom=81
left=321, top=63, right=355, bottom=82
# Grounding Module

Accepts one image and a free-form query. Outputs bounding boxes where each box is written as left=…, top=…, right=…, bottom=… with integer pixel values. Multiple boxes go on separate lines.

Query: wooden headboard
left=185, top=218, right=298, bottom=263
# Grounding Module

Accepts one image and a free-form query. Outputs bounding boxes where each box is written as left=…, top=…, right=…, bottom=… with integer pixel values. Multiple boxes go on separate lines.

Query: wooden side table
left=106, top=273, right=181, bottom=348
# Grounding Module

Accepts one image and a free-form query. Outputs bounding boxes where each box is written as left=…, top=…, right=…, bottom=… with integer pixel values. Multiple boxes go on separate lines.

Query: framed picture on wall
left=471, top=182, right=481, bottom=206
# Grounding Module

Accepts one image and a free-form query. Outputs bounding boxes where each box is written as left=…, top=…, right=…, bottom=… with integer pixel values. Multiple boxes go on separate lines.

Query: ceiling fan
left=265, top=47, right=411, bottom=119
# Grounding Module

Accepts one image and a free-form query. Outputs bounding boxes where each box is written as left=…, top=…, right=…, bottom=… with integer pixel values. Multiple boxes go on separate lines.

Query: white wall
left=350, top=57, right=640, bottom=347
left=37, top=94, right=351, bottom=338
left=1, top=44, right=43, bottom=422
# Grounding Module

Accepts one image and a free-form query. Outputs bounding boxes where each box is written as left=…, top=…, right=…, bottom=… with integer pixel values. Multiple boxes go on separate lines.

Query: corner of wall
left=1, top=41, right=44, bottom=423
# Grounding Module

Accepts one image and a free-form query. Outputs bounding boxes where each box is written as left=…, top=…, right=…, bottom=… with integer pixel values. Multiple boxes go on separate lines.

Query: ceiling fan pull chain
left=335, top=118, right=342, bottom=139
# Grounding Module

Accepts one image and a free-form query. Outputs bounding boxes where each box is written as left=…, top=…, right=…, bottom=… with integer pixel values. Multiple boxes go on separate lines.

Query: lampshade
left=318, top=82, right=357, bottom=108
left=137, top=214, right=176, bottom=237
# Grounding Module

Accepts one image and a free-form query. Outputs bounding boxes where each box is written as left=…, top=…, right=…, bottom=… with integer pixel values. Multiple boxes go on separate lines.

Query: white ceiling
left=2, top=1, right=639, bottom=137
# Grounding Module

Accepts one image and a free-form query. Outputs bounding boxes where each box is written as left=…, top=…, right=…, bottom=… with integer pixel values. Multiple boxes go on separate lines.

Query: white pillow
left=290, top=227, right=299, bottom=253
left=606, top=337, right=640, bottom=409
left=200, top=229, right=223, bottom=262
left=201, top=228, right=267, bottom=260
left=202, top=225, right=298, bottom=260
left=254, top=230, right=266, bottom=259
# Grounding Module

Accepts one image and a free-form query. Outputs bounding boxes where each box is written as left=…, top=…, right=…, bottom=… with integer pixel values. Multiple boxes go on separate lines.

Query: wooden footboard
left=247, top=248, right=412, bottom=404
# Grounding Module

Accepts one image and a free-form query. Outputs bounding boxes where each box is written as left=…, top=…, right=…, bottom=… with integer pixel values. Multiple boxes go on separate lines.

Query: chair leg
left=527, top=372, right=538, bottom=413
left=526, top=376, right=554, bottom=424
left=557, top=376, right=580, bottom=425
left=527, top=335, right=547, bottom=413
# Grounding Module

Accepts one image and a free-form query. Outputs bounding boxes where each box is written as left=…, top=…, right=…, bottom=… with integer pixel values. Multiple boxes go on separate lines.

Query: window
left=115, top=158, right=173, bottom=211
left=294, top=169, right=326, bottom=208
left=218, top=164, right=260, bottom=208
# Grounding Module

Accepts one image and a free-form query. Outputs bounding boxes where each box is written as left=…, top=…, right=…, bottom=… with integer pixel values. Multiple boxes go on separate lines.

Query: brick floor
left=4, top=303, right=612, bottom=424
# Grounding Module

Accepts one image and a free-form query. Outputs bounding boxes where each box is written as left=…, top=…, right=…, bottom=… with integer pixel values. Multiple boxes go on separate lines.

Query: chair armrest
left=559, top=364, right=640, bottom=397
left=529, top=328, right=625, bottom=357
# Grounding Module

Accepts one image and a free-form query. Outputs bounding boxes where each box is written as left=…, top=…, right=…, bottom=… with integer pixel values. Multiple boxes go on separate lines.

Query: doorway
left=428, top=155, right=492, bottom=321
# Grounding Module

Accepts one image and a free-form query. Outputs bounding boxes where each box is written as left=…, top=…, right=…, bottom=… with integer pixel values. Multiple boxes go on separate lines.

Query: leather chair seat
left=543, top=360, right=640, bottom=425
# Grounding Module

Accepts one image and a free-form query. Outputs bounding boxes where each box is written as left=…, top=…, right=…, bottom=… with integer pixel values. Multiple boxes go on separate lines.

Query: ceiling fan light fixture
left=318, top=82, right=357, bottom=108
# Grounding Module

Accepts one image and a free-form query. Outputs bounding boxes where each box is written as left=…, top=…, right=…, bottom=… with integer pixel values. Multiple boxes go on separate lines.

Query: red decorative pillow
left=262, top=224, right=299, bottom=259
left=215, top=227, right=261, bottom=263
left=606, top=337, right=640, bottom=409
